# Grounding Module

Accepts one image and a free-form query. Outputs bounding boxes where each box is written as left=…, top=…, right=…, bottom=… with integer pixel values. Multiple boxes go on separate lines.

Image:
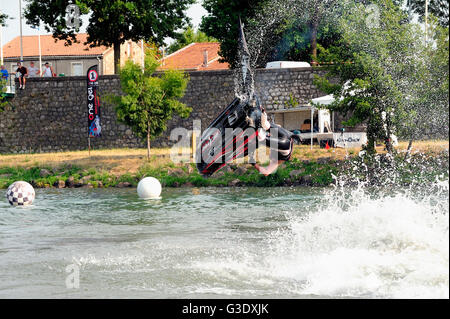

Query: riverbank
left=0, top=141, right=448, bottom=189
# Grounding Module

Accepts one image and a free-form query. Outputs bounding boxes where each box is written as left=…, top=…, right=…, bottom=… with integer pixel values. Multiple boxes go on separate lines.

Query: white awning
left=311, top=94, right=335, bottom=106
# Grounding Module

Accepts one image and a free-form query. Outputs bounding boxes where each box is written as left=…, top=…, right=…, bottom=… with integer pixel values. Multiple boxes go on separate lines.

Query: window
left=71, top=62, right=83, bottom=76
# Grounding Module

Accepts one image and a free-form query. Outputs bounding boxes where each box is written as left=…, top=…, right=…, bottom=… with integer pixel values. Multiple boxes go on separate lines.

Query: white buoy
left=137, top=177, right=162, bottom=199
left=6, top=181, right=35, bottom=206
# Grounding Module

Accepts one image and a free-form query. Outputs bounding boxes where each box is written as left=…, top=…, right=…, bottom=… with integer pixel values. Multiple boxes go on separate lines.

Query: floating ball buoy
left=137, top=177, right=162, bottom=199
left=6, top=181, right=35, bottom=206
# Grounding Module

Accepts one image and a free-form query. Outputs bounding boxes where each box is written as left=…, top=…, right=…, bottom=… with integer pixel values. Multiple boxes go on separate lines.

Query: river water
left=0, top=186, right=448, bottom=298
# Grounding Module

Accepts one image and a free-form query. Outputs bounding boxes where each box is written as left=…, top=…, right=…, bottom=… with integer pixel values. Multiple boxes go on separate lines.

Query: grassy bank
left=0, top=158, right=339, bottom=189
left=0, top=140, right=448, bottom=189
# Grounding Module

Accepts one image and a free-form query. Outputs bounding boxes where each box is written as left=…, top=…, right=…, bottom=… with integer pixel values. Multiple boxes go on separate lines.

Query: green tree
left=200, top=0, right=268, bottom=68
left=109, top=51, right=191, bottom=159
left=269, top=18, right=341, bottom=63
left=398, top=17, right=449, bottom=158
left=25, top=0, right=195, bottom=74
left=0, top=12, right=9, bottom=26
left=315, top=0, right=437, bottom=154
left=167, top=26, right=217, bottom=54
left=0, top=79, right=9, bottom=112
left=291, top=0, right=340, bottom=63
left=200, top=0, right=348, bottom=68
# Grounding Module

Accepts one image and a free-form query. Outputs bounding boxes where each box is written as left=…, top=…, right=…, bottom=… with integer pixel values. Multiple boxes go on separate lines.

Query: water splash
left=187, top=179, right=449, bottom=298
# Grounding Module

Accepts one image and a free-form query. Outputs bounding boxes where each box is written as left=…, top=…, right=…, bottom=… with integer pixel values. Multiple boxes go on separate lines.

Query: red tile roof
left=2, top=33, right=109, bottom=58
left=159, top=42, right=229, bottom=71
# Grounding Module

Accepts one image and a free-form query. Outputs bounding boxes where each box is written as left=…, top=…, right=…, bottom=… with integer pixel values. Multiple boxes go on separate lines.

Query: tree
left=200, top=0, right=268, bottom=68
left=25, top=0, right=195, bottom=74
left=406, top=0, right=449, bottom=26
left=167, top=26, right=217, bottom=54
left=293, top=0, right=340, bottom=63
left=315, top=0, right=437, bottom=154
left=398, top=17, right=449, bottom=158
left=0, top=80, right=8, bottom=112
left=201, top=0, right=349, bottom=68
left=241, top=0, right=343, bottom=66
left=268, top=18, right=341, bottom=63
left=0, top=12, right=9, bottom=26
left=108, top=50, right=191, bottom=159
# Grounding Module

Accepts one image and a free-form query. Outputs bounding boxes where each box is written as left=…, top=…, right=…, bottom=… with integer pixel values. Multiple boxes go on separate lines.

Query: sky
left=0, top=0, right=208, bottom=46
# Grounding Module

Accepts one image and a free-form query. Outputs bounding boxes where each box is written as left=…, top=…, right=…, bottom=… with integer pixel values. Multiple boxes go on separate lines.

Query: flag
left=87, top=65, right=101, bottom=137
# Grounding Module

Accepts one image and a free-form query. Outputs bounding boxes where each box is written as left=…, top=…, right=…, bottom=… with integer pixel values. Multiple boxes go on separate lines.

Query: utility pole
left=38, top=23, right=42, bottom=75
left=141, top=39, right=144, bottom=72
left=19, top=0, right=24, bottom=62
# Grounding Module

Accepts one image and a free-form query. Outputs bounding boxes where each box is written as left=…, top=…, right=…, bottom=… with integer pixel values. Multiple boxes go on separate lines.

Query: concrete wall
left=0, top=67, right=338, bottom=154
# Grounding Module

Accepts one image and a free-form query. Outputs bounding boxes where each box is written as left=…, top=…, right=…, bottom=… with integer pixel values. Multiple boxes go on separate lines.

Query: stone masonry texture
left=1, top=67, right=332, bottom=153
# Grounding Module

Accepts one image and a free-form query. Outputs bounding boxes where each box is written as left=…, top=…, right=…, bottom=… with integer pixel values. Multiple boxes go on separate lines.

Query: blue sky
left=0, top=1, right=207, bottom=46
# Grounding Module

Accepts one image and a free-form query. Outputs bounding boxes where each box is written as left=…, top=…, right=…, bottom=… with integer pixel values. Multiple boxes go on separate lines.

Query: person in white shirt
left=42, top=62, right=54, bottom=77
left=27, top=62, right=40, bottom=78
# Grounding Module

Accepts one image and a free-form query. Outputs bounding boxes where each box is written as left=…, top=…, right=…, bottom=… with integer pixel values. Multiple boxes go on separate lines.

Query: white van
left=265, top=61, right=311, bottom=69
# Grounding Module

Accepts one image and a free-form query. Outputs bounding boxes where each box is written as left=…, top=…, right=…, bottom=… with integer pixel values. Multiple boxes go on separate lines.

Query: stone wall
left=0, top=67, right=333, bottom=153
left=0, top=75, right=144, bottom=153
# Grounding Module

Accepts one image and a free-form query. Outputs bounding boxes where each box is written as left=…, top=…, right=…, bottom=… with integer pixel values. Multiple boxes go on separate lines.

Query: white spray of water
left=189, top=183, right=449, bottom=298
left=268, top=188, right=448, bottom=298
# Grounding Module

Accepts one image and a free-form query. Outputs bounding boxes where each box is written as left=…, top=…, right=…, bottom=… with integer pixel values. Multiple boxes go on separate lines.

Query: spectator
left=0, top=65, right=8, bottom=81
left=42, top=62, right=54, bottom=77
left=28, top=61, right=40, bottom=78
left=15, top=62, right=28, bottom=90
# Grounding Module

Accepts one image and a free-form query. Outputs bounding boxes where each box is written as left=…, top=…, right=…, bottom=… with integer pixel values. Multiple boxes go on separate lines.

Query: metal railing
left=1, top=76, right=16, bottom=97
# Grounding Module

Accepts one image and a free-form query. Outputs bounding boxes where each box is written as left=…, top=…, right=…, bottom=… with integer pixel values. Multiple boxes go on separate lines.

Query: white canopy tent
left=308, top=95, right=336, bottom=149
left=311, top=94, right=335, bottom=106
left=309, top=94, right=370, bottom=149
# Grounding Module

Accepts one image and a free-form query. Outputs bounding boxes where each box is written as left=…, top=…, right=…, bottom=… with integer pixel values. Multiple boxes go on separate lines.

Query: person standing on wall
left=28, top=61, right=40, bottom=78
left=42, top=62, right=54, bottom=77
left=0, top=65, right=8, bottom=81
left=15, top=62, right=28, bottom=90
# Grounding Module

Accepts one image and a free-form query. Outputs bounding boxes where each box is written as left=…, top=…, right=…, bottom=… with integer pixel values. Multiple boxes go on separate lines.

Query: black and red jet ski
left=196, top=97, right=262, bottom=177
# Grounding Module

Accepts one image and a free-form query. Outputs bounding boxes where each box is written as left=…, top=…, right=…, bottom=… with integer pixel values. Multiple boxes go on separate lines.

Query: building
left=1, top=33, right=144, bottom=76
left=158, top=42, right=229, bottom=71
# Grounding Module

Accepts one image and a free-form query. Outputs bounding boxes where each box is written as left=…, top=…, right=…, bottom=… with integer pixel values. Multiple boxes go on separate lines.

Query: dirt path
left=0, top=141, right=447, bottom=176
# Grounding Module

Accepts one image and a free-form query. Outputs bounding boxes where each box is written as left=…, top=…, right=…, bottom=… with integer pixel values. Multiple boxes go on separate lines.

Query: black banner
left=87, top=65, right=101, bottom=137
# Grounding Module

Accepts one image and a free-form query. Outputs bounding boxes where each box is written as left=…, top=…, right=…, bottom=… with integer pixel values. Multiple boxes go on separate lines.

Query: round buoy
left=6, top=181, right=35, bottom=206
left=137, top=177, right=162, bottom=199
